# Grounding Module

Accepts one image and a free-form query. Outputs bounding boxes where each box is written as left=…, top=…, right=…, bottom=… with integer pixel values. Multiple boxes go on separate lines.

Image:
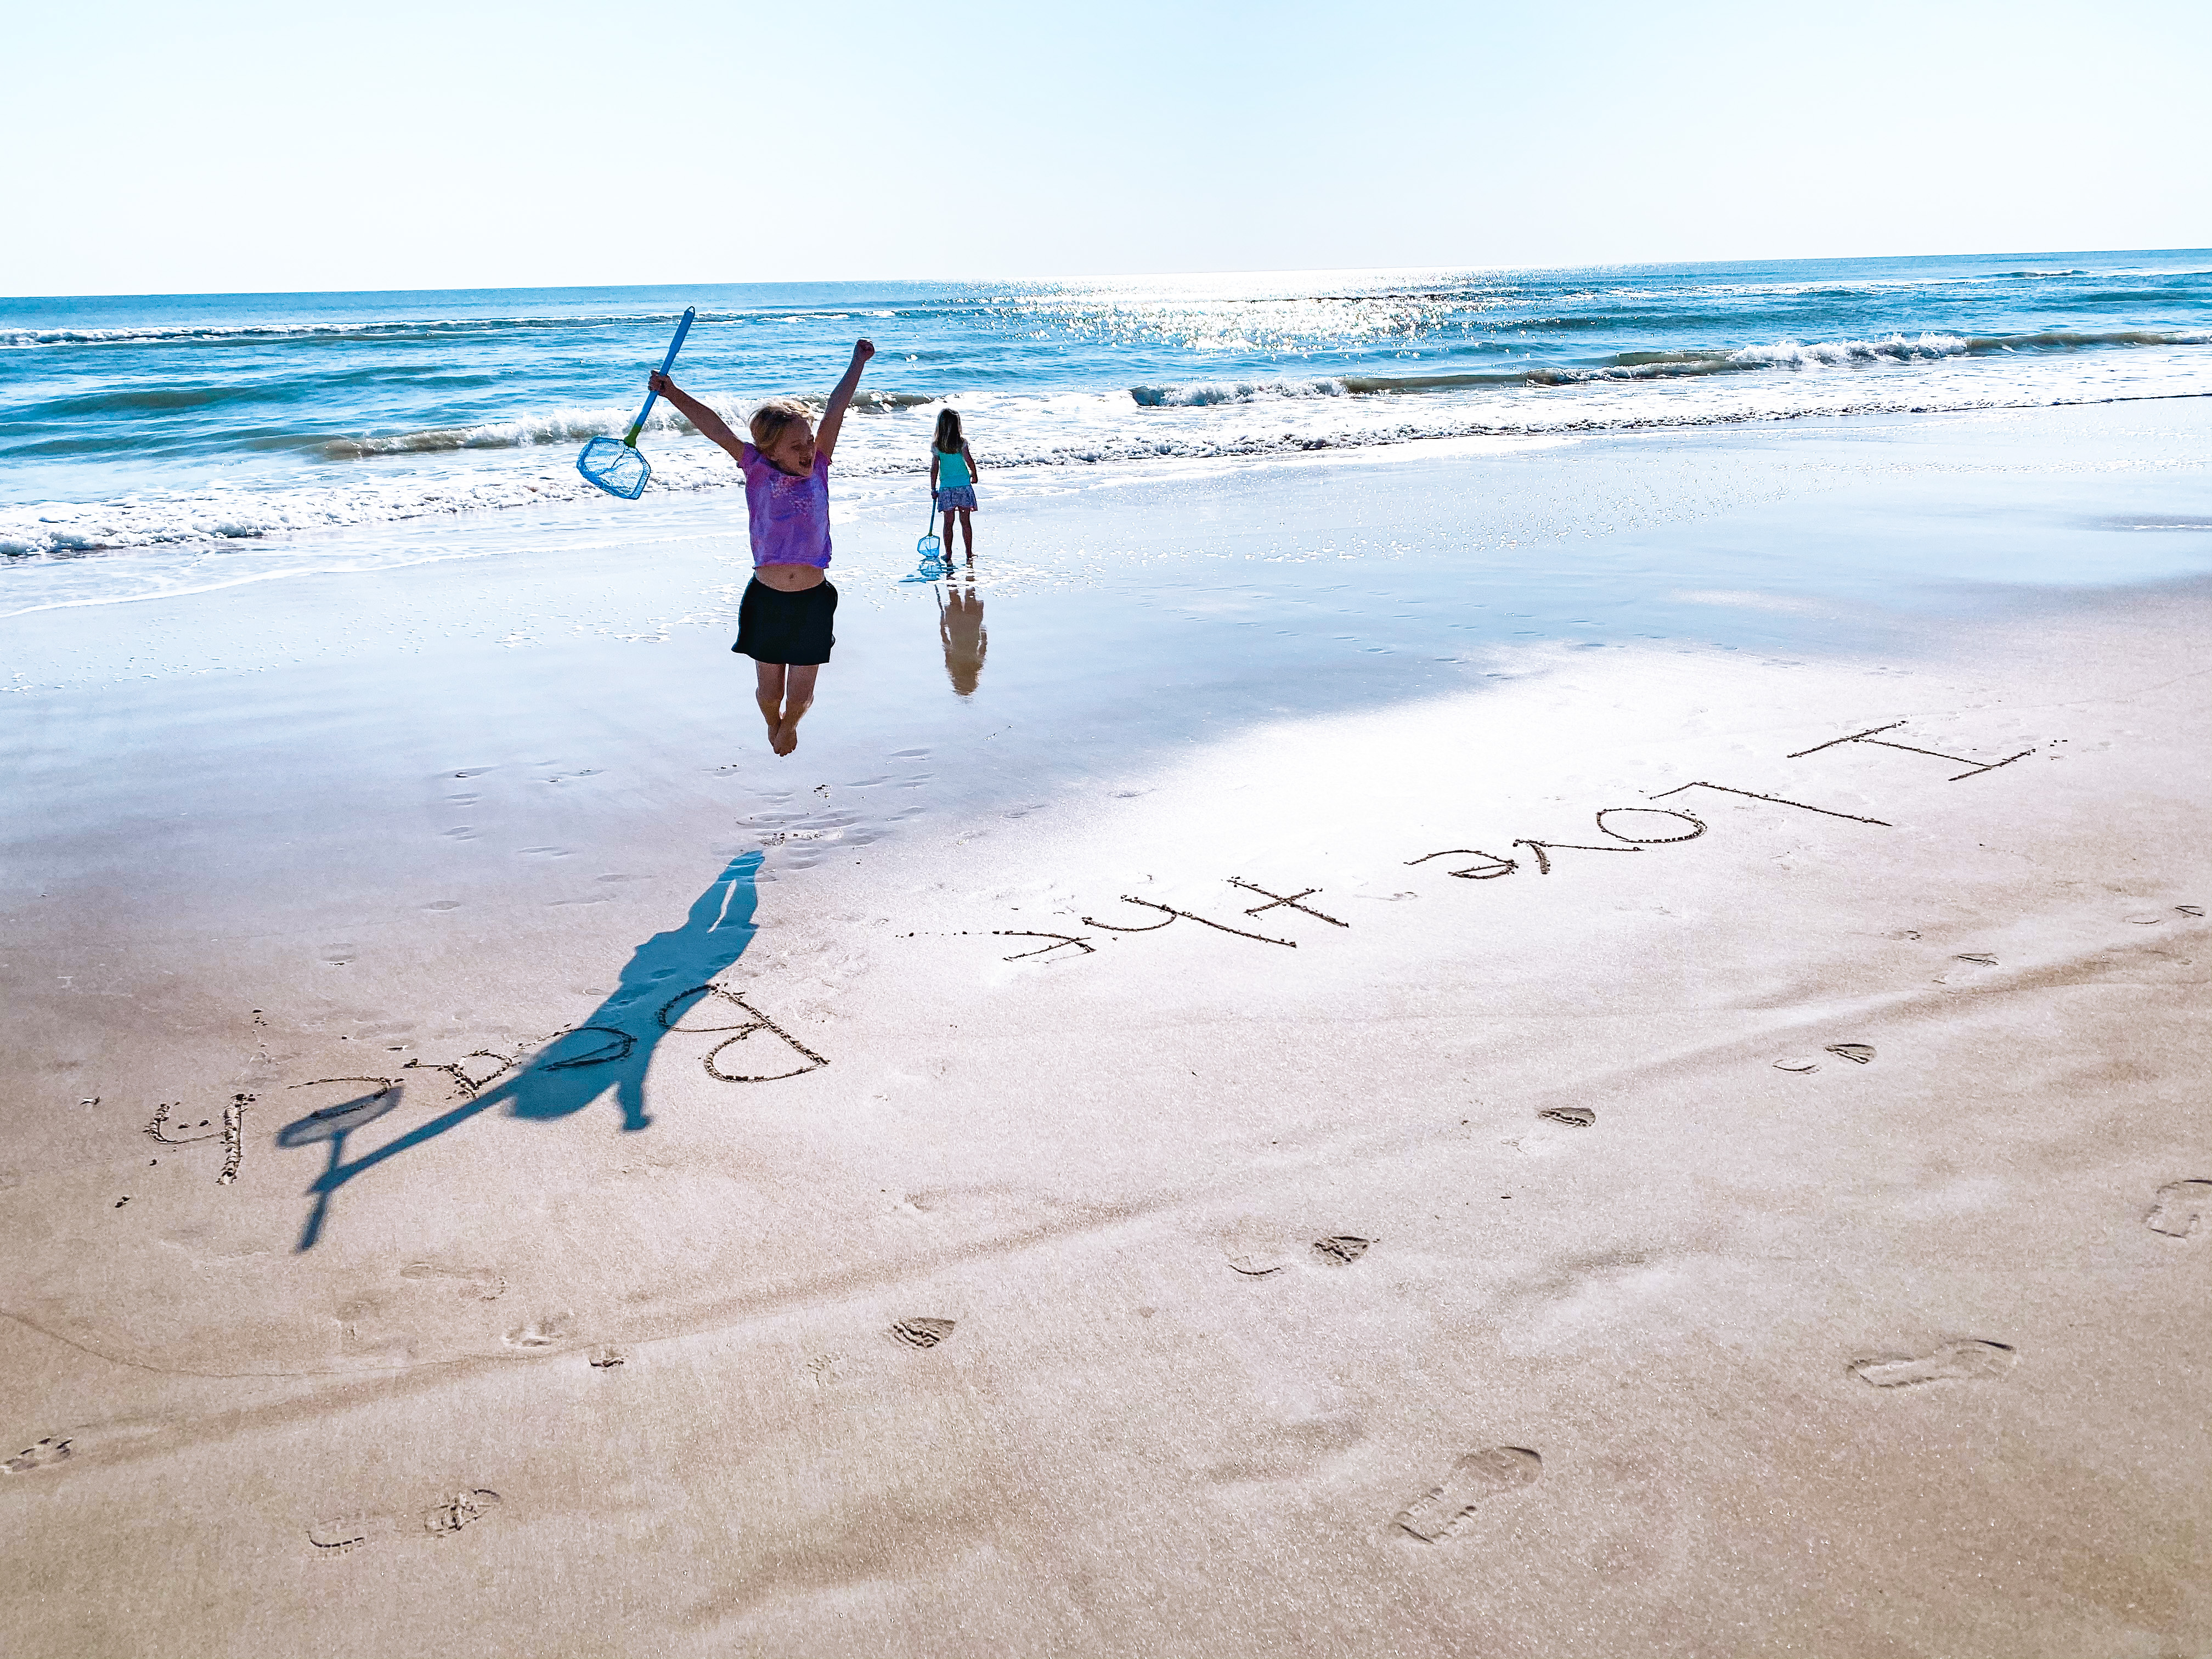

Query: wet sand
left=3, top=402, right=2209, bottom=1657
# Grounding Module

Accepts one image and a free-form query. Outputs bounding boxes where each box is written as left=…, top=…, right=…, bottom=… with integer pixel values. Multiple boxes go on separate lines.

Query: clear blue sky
left=12, top=0, right=2209, bottom=295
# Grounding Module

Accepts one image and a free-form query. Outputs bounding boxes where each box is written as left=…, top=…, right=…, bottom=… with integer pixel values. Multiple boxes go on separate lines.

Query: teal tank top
left=936, top=448, right=972, bottom=488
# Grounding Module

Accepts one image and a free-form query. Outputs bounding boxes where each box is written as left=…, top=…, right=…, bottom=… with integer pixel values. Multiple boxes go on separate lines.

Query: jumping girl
left=650, top=339, right=873, bottom=755
left=929, top=408, right=979, bottom=560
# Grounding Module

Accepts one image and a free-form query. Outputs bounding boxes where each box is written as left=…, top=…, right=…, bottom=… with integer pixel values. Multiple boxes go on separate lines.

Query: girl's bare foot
left=771, top=720, right=799, bottom=757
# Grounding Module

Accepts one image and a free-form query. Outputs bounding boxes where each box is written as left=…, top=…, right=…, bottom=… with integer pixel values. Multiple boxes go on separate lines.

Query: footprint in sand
left=1773, top=1056, right=1820, bottom=1074
left=1312, top=1235, right=1375, bottom=1265
left=2146, top=1180, right=2212, bottom=1239
left=400, top=1262, right=507, bottom=1302
left=1849, top=1340, right=2016, bottom=1388
left=423, top=1489, right=502, bottom=1536
left=3, top=1437, right=73, bottom=1474
left=503, top=1316, right=569, bottom=1350
left=2177, top=905, right=2204, bottom=918
left=307, top=1513, right=396, bottom=1555
left=1393, top=1447, right=1543, bottom=1542
left=587, top=1346, right=626, bottom=1369
left=1825, top=1043, right=1876, bottom=1065
left=890, top=1318, right=957, bottom=1350
left=1954, top=952, right=1997, bottom=966
left=1221, top=1216, right=1299, bottom=1278
left=1539, top=1107, right=1595, bottom=1127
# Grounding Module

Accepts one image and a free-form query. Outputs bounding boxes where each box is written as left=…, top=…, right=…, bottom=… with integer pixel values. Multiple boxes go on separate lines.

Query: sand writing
left=1402, top=725, right=1949, bottom=884
left=1001, top=718, right=2044, bottom=968
left=280, top=979, right=825, bottom=1251
left=992, top=930, right=1095, bottom=961
left=1084, top=894, right=1300, bottom=946
left=403, top=1048, right=521, bottom=1099
left=1645, top=782, right=1889, bottom=826
left=1228, top=878, right=1348, bottom=928
left=658, top=984, right=828, bottom=1083
left=920, top=928, right=1099, bottom=962
left=1406, top=806, right=1714, bottom=881
left=144, top=1093, right=256, bottom=1186
left=268, top=851, right=830, bottom=1250
left=1788, top=719, right=2038, bottom=782
left=1077, top=877, right=1358, bottom=949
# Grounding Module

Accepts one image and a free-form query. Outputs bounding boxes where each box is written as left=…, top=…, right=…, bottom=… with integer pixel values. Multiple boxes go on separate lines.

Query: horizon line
left=8, top=246, right=2209, bottom=306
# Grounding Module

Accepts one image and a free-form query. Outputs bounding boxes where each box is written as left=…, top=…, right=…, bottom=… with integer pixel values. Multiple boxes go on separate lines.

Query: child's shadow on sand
left=280, top=852, right=766, bottom=1251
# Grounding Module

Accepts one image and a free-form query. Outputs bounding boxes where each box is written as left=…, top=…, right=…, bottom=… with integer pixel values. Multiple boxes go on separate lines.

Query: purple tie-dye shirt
left=738, top=443, right=833, bottom=569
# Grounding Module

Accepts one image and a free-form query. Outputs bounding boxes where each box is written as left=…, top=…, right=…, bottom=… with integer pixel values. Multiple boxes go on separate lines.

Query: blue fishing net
left=578, top=436, right=650, bottom=499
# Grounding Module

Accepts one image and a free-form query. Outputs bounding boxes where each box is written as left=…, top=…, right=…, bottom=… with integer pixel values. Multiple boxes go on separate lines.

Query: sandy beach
left=3, top=398, right=2209, bottom=1656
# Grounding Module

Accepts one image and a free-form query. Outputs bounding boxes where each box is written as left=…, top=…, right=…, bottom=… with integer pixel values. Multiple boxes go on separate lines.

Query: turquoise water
left=3, top=251, right=2207, bottom=563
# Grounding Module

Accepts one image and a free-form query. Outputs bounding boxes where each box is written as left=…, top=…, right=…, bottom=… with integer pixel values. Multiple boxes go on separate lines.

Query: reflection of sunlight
left=280, top=852, right=764, bottom=1251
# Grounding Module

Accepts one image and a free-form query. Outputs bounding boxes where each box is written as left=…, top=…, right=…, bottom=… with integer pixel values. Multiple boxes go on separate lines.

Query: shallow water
left=5, top=252, right=2208, bottom=574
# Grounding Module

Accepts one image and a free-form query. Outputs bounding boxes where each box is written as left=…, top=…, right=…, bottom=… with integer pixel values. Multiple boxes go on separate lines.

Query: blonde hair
left=749, top=398, right=811, bottom=450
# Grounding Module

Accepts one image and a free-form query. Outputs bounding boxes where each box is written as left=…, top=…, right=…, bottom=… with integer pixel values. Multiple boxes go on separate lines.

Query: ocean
left=4, top=250, right=2207, bottom=581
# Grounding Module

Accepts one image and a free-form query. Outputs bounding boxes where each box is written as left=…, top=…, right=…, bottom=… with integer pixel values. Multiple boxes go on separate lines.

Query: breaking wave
left=1131, top=379, right=1350, bottom=406
left=9, top=348, right=2210, bottom=558
left=318, top=387, right=941, bottom=459
left=1131, top=328, right=2212, bottom=405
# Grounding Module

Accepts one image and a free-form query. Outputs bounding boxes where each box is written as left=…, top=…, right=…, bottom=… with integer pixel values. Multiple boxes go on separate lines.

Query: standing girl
left=929, top=408, right=979, bottom=561
left=650, top=338, right=873, bottom=755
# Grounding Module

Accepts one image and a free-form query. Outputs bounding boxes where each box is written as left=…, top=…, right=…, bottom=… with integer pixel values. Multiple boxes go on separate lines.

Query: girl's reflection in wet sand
left=936, top=571, right=987, bottom=698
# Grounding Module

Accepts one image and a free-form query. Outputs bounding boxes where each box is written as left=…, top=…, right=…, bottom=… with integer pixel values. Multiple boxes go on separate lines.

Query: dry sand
left=3, top=405, right=2209, bottom=1656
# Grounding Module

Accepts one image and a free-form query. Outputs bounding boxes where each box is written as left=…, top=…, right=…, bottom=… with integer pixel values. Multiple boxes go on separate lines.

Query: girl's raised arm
left=814, top=338, right=875, bottom=462
left=648, top=374, right=747, bottom=464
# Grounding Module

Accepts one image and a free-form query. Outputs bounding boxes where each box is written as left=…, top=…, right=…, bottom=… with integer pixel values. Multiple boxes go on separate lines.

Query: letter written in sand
left=658, top=984, right=828, bottom=1082
left=1080, top=894, right=1296, bottom=948
left=1787, top=719, right=2039, bottom=782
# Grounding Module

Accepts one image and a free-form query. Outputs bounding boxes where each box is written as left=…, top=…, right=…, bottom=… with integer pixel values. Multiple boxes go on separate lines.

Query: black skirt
left=733, top=577, right=837, bottom=665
